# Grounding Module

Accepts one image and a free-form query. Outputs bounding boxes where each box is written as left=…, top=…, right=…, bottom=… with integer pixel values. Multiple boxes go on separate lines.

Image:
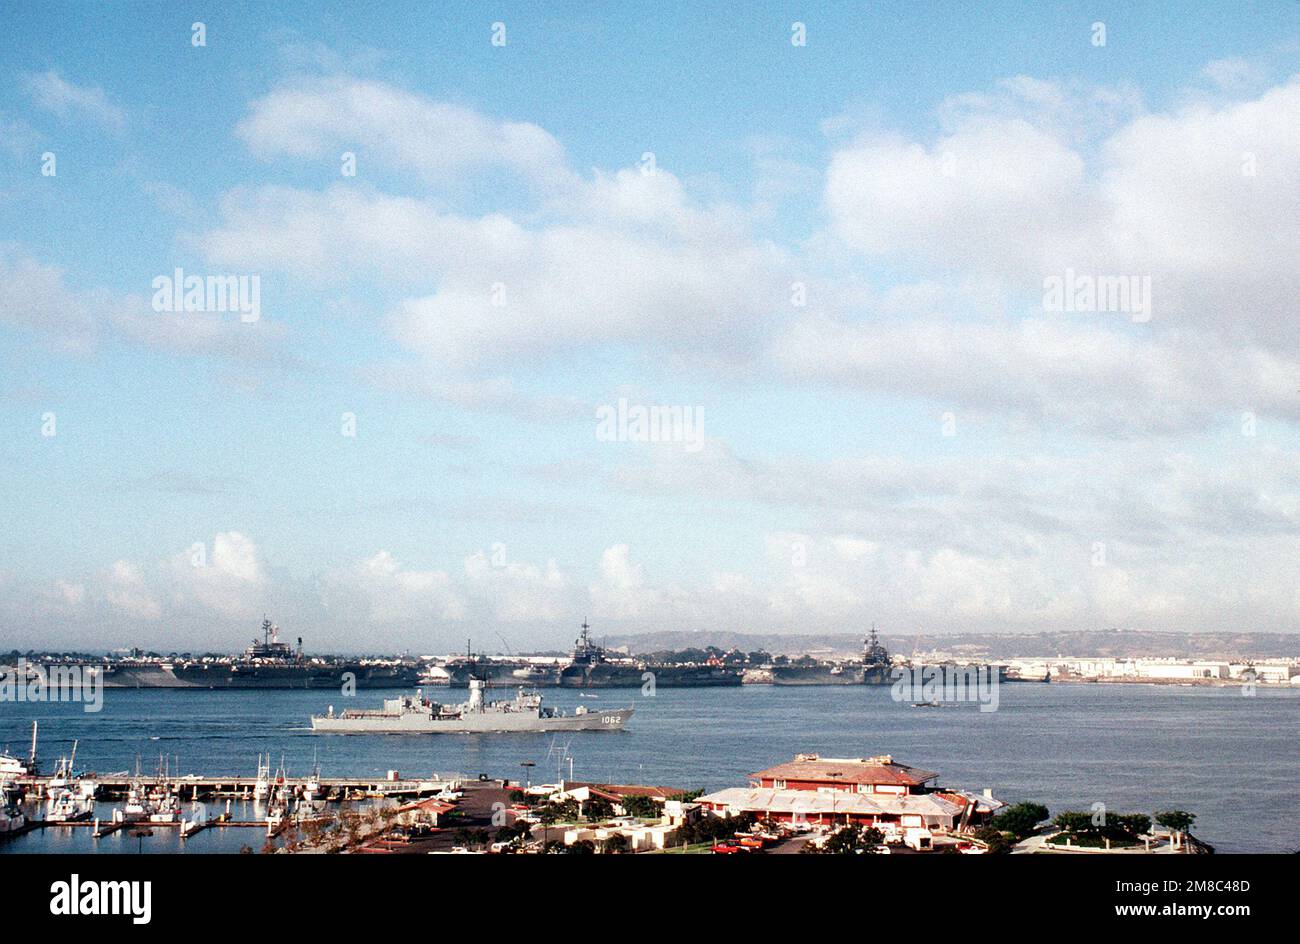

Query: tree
left=537, top=797, right=579, bottom=825
left=583, top=796, right=615, bottom=821
left=992, top=802, right=1050, bottom=840
left=973, top=826, right=1010, bottom=855
left=815, top=824, right=884, bottom=855
left=604, top=832, right=630, bottom=854
left=621, top=794, right=660, bottom=819
left=1155, top=810, right=1196, bottom=834
left=1052, top=811, right=1094, bottom=835
left=495, top=821, right=532, bottom=846
left=1155, top=810, right=1196, bottom=849
left=667, top=790, right=703, bottom=803
left=1114, top=813, right=1150, bottom=838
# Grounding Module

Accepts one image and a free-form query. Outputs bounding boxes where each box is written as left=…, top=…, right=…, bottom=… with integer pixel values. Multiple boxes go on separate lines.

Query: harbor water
left=2, top=683, right=1295, bottom=853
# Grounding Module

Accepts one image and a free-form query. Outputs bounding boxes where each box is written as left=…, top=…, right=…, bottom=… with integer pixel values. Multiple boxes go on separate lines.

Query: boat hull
left=99, top=663, right=420, bottom=689
left=558, top=666, right=742, bottom=688
left=310, top=707, right=634, bottom=734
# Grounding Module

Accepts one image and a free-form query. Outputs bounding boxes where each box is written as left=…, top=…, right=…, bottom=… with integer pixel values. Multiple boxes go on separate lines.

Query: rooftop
left=752, top=753, right=939, bottom=787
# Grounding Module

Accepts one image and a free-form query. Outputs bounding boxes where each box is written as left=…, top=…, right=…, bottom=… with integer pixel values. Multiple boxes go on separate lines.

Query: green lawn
left=653, top=842, right=715, bottom=855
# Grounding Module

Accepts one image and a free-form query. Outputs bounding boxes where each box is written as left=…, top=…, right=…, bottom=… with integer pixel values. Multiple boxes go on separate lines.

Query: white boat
left=0, top=803, right=25, bottom=834
left=112, top=779, right=182, bottom=824
left=253, top=754, right=271, bottom=801
left=302, top=752, right=321, bottom=802
left=148, top=792, right=182, bottom=824
left=45, top=788, right=94, bottom=823
left=113, top=782, right=150, bottom=823
left=0, top=722, right=38, bottom=778
left=266, top=791, right=289, bottom=834
left=45, top=743, right=97, bottom=801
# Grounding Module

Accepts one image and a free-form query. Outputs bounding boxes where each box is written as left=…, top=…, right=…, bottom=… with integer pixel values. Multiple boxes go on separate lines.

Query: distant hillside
left=601, top=629, right=1299, bottom=660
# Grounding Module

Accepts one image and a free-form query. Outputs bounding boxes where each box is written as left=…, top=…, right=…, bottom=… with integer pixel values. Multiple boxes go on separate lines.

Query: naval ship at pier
left=431, top=623, right=744, bottom=689
left=770, top=626, right=896, bottom=685
left=557, top=622, right=743, bottom=688
left=94, top=619, right=420, bottom=689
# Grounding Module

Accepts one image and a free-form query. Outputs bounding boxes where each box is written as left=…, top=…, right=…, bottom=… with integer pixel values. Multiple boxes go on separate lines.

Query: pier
left=14, top=774, right=457, bottom=802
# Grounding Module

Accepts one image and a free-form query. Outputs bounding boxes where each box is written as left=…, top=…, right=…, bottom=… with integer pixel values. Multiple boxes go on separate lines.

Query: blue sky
left=1, top=2, right=1297, bottom=651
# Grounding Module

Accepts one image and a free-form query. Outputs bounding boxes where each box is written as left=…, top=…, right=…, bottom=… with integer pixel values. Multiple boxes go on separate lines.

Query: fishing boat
left=45, top=788, right=94, bottom=823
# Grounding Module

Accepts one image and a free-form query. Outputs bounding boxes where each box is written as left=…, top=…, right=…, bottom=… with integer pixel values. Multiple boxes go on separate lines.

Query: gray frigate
left=310, top=678, right=633, bottom=734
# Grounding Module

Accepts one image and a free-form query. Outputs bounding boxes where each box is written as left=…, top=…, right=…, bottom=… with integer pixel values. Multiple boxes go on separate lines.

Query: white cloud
left=1200, top=58, right=1268, bottom=92
left=771, top=313, right=1300, bottom=434
left=825, top=118, right=1087, bottom=273
left=0, top=245, right=288, bottom=362
left=203, top=174, right=788, bottom=372
left=22, top=71, right=125, bottom=131
left=332, top=551, right=467, bottom=623
left=463, top=551, right=571, bottom=622
left=163, top=532, right=267, bottom=619
left=103, top=560, right=162, bottom=620
left=823, top=76, right=1300, bottom=350
left=236, top=75, right=570, bottom=190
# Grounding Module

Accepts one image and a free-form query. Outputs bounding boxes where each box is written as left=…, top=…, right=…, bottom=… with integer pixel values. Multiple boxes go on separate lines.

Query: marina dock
left=14, top=774, right=455, bottom=801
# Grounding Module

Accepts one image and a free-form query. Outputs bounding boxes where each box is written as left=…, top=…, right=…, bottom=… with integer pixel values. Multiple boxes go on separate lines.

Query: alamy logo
left=890, top=664, right=1001, bottom=713
left=50, top=875, right=151, bottom=925
left=595, top=398, right=704, bottom=452
left=151, top=268, right=260, bottom=323
left=0, top=660, right=103, bottom=713
left=1042, top=269, right=1151, bottom=322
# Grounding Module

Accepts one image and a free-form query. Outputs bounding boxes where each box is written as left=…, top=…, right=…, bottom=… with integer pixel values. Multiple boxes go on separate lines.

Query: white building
left=1231, top=662, right=1298, bottom=683
left=1136, top=660, right=1229, bottom=680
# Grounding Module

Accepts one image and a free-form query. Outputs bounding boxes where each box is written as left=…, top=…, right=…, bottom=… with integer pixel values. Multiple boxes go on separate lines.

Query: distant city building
left=1002, top=656, right=1297, bottom=684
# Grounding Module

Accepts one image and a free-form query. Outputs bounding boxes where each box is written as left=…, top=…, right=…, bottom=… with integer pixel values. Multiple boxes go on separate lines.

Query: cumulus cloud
left=236, top=75, right=570, bottom=191
left=799, top=75, right=1300, bottom=435
left=13, top=66, right=1299, bottom=645
left=204, top=77, right=794, bottom=374
left=823, top=76, right=1300, bottom=345
left=103, top=560, right=162, bottom=620
left=324, top=551, right=465, bottom=624
left=162, top=532, right=267, bottom=619
left=203, top=178, right=787, bottom=372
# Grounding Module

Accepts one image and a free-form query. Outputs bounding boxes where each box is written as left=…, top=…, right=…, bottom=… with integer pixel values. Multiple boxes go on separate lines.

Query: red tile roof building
left=751, top=753, right=938, bottom=795
left=697, top=754, right=1002, bottom=832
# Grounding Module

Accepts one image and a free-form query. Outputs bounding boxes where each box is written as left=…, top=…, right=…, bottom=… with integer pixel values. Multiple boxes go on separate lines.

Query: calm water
left=2, top=683, right=1296, bottom=853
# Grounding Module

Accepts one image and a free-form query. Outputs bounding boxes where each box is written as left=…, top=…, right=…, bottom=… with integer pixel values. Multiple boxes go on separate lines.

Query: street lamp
left=520, top=761, right=535, bottom=789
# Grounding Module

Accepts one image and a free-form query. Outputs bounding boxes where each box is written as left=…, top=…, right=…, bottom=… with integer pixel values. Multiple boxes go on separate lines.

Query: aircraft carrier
left=557, top=622, right=743, bottom=688
left=94, top=619, right=420, bottom=689
left=770, top=626, right=896, bottom=685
